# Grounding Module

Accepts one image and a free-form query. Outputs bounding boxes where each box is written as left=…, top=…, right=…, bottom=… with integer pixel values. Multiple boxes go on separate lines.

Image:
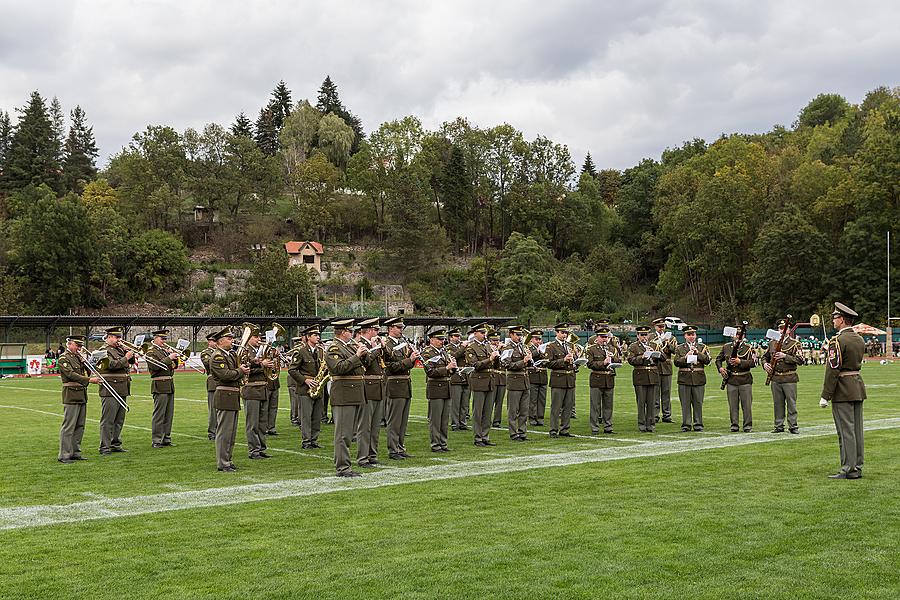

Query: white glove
left=819, top=398, right=829, bottom=408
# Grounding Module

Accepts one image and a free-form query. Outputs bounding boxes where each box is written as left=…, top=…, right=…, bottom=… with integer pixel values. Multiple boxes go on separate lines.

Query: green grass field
left=1, top=363, right=898, bottom=599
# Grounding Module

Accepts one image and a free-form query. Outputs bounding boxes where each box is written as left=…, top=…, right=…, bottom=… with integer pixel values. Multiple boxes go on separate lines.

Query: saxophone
left=309, top=358, right=330, bottom=399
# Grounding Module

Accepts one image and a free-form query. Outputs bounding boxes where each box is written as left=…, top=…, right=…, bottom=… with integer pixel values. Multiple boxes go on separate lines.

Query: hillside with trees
left=0, top=79, right=897, bottom=326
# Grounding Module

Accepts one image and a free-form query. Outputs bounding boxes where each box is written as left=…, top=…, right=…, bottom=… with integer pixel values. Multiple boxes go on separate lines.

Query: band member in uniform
left=98, top=327, right=135, bottom=455
left=355, top=318, right=385, bottom=467
left=821, top=302, right=867, bottom=479
left=146, top=329, right=180, bottom=448
left=527, top=329, right=548, bottom=426
left=200, top=333, right=219, bottom=440
left=383, top=317, right=419, bottom=460
left=544, top=323, right=577, bottom=438
left=286, top=335, right=304, bottom=428
left=488, top=330, right=506, bottom=427
left=627, top=325, right=660, bottom=433
left=422, top=328, right=458, bottom=452
left=672, top=326, right=711, bottom=432
left=210, top=328, right=249, bottom=472
left=501, top=325, right=532, bottom=441
left=58, top=335, right=100, bottom=463
left=763, top=319, right=803, bottom=434
left=466, top=323, right=498, bottom=447
left=265, top=324, right=282, bottom=437
left=650, top=318, right=677, bottom=423
left=241, top=325, right=273, bottom=459
left=288, top=326, right=325, bottom=449
left=716, top=327, right=756, bottom=432
left=325, top=319, right=367, bottom=477
left=586, top=325, right=618, bottom=434
left=448, top=328, right=470, bottom=431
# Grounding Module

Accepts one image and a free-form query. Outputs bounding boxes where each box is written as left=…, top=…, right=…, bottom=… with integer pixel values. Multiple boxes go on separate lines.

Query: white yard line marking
left=2, top=417, right=898, bottom=532
left=0, top=405, right=332, bottom=461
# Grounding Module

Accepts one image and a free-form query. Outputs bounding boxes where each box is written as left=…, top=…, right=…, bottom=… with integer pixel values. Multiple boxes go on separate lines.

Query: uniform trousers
left=428, top=397, right=451, bottom=450
left=151, top=392, right=175, bottom=445
left=506, top=389, right=529, bottom=438
left=492, top=385, right=506, bottom=425
left=771, top=380, right=798, bottom=431
left=655, top=374, right=673, bottom=420
left=356, top=399, right=382, bottom=465
left=832, top=401, right=864, bottom=475
left=634, top=384, right=658, bottom=432
left=99, top=395, right=127, bottom=452
left=288, top=385, right=300, bottom=426
left=59, top=403, right=86, bottom=460
left=677, top=384, right=704, bottom=431
left=206, top=390, right=217, bottom=438
left=265, top=387, right=279, bottom=433
left=450, top=384, right=470, bottom=428
left=726, top=383, right=753, bottom=431
left=471, top=389, right=494, bottom=443
left=215, top=409, right=238, bottom=469
left=244, top=398, right=268, bottom=456
left=300, top=394, right=323, bottom=445
left=529, top=384, right=547, bottom=425
left=589, top=388, right=614, bottom=433
left=549, top=386, right=575, bottom=434
left=334, top=404, right=362, bottom=475
left=386, top=395, right=411, bottom=456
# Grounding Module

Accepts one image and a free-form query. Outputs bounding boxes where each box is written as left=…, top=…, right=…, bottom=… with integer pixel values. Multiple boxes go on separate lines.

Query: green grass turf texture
left=0, top=363, right=898, bottom=599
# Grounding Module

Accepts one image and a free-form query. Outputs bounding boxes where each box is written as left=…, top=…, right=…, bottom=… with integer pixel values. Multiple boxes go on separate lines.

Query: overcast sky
left=1, top=0, right=898, bottom=171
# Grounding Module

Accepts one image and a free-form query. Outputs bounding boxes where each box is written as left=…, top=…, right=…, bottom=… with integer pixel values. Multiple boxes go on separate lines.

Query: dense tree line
left=0, top=80, right=897, bottom=325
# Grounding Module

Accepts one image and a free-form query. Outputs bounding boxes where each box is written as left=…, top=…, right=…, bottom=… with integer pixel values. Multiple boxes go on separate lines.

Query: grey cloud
left=0, top=0, right=897, bottom=172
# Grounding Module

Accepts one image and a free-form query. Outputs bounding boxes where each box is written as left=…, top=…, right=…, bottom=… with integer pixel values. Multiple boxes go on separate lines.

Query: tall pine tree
left=581, top=152, right=597, bottom=178
left=254, top=106, right=278, bottom=155
left=49, top=96, right=65, bottom=166
left=62, top=105, right=98, bottom=193
left=4, top=91, right=62, bottom=193
left=315, top=75, right=364, bottom=154
left=0, top=110, right=11, bottom=176
left=231, top=112, right=253, bottom=138
left=270, top=80, right=292, bottom=130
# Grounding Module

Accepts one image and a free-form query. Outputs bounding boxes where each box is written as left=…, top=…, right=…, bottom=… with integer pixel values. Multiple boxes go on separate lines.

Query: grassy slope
left=0, top=364, right=897, bottom=599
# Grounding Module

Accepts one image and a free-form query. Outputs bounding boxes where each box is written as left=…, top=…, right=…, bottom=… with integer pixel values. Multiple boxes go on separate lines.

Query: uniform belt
left=503, top=370, right=526, bottom=376
left=244, top=381, right=267, bottom=387
left=217, top=386, right=240, bottom=392
left=635, top=367, right=654, bottom=370
left=428, top=377, right=451, bottom=381
left=101, top=373, right=128, bottom=380
left=774, top=370, right=797, bottom=375
left=386, top=375, right=411, bottom=380
left=62, top=382, right=84, bottom=388
left=365, top=375, right=384, bottom=381
left=151, top=375, right=173, bottom=380
left=678, top=368, right=699, bottom=372
left=332, top=375, right=364, bottom=381
left=839, top=370, right=861, bottom=377
left=732, top=370, right=750, bottom=374
left=551, top=369, right=574, bottom=374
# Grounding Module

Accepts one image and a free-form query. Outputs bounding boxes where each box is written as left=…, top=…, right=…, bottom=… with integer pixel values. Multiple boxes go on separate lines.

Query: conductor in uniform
left=821, top=302, right=867, bottom=479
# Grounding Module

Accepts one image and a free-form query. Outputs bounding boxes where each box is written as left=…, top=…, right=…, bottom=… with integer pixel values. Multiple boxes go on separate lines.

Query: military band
left=51, top=311, right=874, bottom=483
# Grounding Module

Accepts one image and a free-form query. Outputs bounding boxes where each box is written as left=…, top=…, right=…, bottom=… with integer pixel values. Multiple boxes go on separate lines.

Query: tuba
left=567, top=332, right=585, bottom=359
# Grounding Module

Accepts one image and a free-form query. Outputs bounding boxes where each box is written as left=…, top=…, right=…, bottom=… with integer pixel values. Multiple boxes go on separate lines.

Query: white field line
left=2, top=417, right=898, bottom=532
left=0, top=405, right=332, bottom=462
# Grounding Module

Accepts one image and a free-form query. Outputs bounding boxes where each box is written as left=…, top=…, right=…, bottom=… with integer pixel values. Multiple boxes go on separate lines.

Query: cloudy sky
left=2, top=0, right=898, bottom=170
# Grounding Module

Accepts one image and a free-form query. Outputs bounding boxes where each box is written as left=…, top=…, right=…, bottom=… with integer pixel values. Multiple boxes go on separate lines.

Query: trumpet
left=119, top=338, right=168, bottom=371
left=78, top=347, right=129, bottom=412
left=158, top=340, right=206, bottom=374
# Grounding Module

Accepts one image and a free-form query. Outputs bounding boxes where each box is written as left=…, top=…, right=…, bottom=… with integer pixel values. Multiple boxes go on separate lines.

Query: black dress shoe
left=604, top=430, right=615, bottom=435
left=208, top=435, right=216, bottom=440
left=58, top=458, right=74, bottom=464
left=440, top=447, right=450, bottom=452
left=559, top=432, right=573, bottom=437
left=693, top=427, right=703, bottom=432
left=771, top=428, right=784, bottom=433
left=432, top=447, right=442, bottom=452
left=460, top=425, right=470, bottom=431
left=358, top=462, right=377, bottom=468
left=828, top=473, right=849, bottom=479
left=72, top=456, right=88, bottom=461
left=258, top=452, right=272, bottom=458
left=730, top=427, right=739, bottom=432
left=389, top=454, right=405, bottom=460
left=336, top=471, right=362, bottom=478
left=218, top=465, right=237, bottom=472
left=743, top=428, right=752, bottom=433
left=591, top=430, right=600, bottom=435
left=492, top=421, right=501, bottom=427
left=249, top=454, right=265, bottom=460
left=682, top=428, right=691, bottom=432
left=549, top=432, right=558, bottom=438
left=111, top=447, right=127, bottom=453
left=400, top=452, right=413, bottom=458
left=99, top=450, right=111, bottom=456
left=310, top=442, right=323, bottom=449
left=519, top=436, right=528, bottom=441
left=162, top=441, right=175, bottom=447
left=369, top=459, right=379, bottom=465
left=536, top=421, right=545, bottom=426
left=152, top=443, right=164, bottom=448
left=662, top=418, right=673, bottom=423
left=789, top=428, right=799, bottom=434
left=474, top=441, right=486, bottom=447
left=483, top=440, right=496, bottom=446
left=267, top=430, right=278, bottom=436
